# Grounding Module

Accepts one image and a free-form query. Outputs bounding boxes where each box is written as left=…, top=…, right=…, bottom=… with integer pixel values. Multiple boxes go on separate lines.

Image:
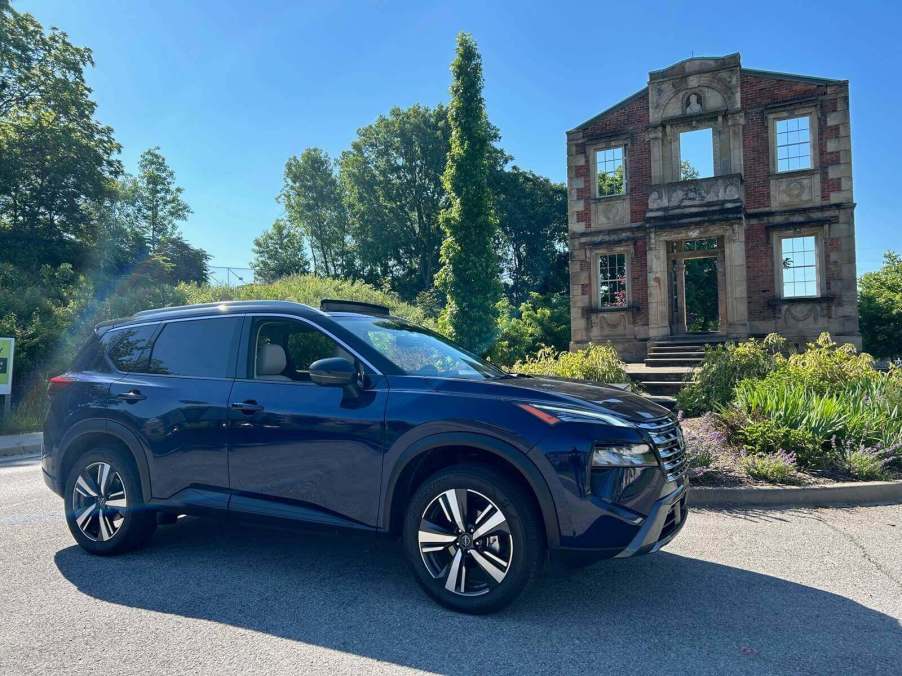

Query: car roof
left=96, top=299, right=392, bottom=332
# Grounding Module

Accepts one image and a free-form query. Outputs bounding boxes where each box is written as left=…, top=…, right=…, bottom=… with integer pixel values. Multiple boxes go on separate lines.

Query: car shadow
left=54, top=516, right=901, bottom=674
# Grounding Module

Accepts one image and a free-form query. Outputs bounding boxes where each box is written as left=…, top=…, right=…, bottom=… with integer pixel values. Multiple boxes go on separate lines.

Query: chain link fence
left=208, top=266, right=255, bottom=287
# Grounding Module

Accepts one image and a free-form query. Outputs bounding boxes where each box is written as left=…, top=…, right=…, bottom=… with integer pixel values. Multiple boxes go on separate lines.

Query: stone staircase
left=626, top=335, right=726, bottom=409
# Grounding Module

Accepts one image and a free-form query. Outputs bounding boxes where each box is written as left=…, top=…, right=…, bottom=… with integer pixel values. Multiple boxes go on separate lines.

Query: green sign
left=0, top=337, right=14, bottom=396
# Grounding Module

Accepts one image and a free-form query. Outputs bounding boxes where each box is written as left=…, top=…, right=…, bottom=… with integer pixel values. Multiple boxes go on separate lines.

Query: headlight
left=518, top=403, right=633, bottom=428
left=592, top=443, right=658, bottom=468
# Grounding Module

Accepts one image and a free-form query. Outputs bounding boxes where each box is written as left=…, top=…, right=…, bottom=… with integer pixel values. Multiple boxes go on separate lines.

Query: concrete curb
left=0, top=432, right=42, bottom=459
left=689, top=480, right=902, bottom=508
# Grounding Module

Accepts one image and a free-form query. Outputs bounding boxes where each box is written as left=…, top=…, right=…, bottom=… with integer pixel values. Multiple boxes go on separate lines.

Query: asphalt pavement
left=0, top=454, right=899, bottom=675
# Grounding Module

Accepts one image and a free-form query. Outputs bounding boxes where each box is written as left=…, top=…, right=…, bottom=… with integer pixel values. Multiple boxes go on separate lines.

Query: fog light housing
left=592, top=443, right=657, bottom=468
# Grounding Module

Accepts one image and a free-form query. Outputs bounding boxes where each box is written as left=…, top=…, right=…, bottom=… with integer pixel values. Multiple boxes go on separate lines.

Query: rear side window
left=102, top=324, right=158, bottom=373
left=72, top=333, right=111, bottom=373
left=147, top=317, right=241, bottom=378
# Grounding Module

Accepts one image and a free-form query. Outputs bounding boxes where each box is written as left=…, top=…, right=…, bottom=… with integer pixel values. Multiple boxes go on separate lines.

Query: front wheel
left=403, top=465, right=544, bottom=614
left=63, top=446, right=156, bottom=555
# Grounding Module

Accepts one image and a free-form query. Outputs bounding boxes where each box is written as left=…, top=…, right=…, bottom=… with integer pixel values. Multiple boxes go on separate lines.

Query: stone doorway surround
left=668, top=238, right=724, bottom=335
left=647, top=221, right=749, bottom=340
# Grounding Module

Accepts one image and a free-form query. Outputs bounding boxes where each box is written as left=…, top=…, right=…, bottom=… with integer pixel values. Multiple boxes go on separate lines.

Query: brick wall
left=574, top=92, right=650, bottom=227
left=741, top=74, right=824, bottom=209
left=740, top=74, right=851, bottom=325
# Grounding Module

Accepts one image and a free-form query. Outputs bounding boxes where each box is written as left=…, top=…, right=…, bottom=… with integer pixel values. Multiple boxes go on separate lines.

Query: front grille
left=638, top=418, right=687, bottom=482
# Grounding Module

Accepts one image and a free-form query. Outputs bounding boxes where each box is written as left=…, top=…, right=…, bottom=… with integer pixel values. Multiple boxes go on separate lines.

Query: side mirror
left=309, top=357, right=357, bottom=388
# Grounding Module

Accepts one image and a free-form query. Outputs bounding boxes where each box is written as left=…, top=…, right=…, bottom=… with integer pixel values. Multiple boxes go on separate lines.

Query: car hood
left=495, top=375, right=670, bottom=423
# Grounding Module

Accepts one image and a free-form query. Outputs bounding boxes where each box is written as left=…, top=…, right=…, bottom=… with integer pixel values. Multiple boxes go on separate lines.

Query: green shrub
left=734, top=418, right=824, bottom=468
left=512, top=343, right=628, bottom=385
left=858, top=251, right=902, bottom=359
left=676, top=333, right=785, bottom=415
left=847, top=448, right=889, bottom=481
left=730, top=368, right=902, bottom=470
left=181, top=274, right=433, bottom=327
left=489, top=291, right=570, bottom=366
left=737, top=374, right=902, bottom=447
left=688, top=447, right=714, bottom=469
left=739, top=451, right=799, bottom=484
left=781, top=332, right=877, bottom=393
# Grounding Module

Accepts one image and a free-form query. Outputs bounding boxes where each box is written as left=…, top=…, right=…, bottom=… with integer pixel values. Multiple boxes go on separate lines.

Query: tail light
left=48, top=375, right=75, bottom=396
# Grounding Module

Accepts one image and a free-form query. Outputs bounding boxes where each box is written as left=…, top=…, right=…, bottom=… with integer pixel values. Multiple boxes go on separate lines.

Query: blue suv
left=43, top=299, right=688, bottom=613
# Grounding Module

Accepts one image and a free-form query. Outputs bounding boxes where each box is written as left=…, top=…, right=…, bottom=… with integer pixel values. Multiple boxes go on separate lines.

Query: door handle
left=231, top=400, right=263, bottom=413
left=116, top=390, right=146, bottom=403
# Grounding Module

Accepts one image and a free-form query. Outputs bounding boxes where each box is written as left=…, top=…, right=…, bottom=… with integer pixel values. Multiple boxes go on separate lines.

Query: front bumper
left=614, top=481, right=688, bottom=558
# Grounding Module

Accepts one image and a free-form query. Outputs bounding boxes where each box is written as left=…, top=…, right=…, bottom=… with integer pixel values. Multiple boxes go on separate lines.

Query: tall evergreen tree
left=134, top=147, right=191, bottom=251
left=434, top=33, right=500, bottom=353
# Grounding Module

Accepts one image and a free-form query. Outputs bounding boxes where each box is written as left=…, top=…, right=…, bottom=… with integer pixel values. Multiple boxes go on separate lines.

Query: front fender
left=380, top=428, right=563, bottom=548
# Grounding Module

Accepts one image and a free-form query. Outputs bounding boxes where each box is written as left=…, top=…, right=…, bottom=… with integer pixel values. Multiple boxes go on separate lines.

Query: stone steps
left=648, top=350, right=705, bottom=359
left=641, top=380, right=698, bottom=396
left=644, top=356, right=704, bottom=367
left=627, top=335, right=725, bottom=409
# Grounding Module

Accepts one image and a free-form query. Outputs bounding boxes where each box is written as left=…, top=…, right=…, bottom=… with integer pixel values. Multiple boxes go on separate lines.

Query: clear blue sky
left=17, top=0, right=902, bottom=275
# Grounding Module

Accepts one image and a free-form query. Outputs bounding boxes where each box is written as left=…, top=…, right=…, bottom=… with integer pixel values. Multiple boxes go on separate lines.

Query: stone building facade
left=567, top=54, right=859, bottom=360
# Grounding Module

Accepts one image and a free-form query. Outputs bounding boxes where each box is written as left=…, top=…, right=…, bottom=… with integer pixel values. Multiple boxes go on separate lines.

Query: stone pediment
left=649, top=54, right=740, bottom=82
left=648, top=54, right=741, bottom=125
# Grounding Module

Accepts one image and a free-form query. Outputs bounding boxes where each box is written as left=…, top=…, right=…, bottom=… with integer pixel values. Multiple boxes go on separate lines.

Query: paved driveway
left=1, top=454, right=899, bottom=675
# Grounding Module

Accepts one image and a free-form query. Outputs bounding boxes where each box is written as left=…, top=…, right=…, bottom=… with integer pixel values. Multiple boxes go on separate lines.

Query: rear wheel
left=64, top=446, right=156, bottom=555
left=403, top=465, right=544, bottom=614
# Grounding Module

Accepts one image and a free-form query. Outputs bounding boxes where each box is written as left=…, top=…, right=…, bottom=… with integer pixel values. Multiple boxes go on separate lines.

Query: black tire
left=402, top=464, right=544, bottom=614
left=63, top=446, right=156, bottom=555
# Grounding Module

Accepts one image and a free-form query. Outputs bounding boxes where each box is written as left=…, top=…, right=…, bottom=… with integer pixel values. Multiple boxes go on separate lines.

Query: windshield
left=335, top=316, right=505, bottom=380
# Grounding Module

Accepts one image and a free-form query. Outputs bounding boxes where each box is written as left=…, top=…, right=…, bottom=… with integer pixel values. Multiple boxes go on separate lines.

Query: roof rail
left=320, top=299, right=391, bottom=316
left=132, top=302, right=223, bottom=317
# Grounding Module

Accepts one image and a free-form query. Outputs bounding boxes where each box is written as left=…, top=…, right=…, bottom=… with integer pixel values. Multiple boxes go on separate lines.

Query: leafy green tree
left=156, top=234, right=209, bottom=285
left=251, top=218, right=310, bottom=283
left=596, top=164, right=624, bottom=196
left=84, top=177, right=147, bottom=278
left=339, top=105, right=449, bottom=299
left=679, top=160, right=700, bottom=181
left=435, top=33, right=501, bottom=353
left=859, top=251, right=902, bottom=359
left=281, top=148, right=351, bottom=278
left=133, top=147, right=191, bottom=251
left=0, top=2, right=121, bottom=270
left=491, top=167, right=568, bottom=305
left=489, top=291, right=571, bottom=366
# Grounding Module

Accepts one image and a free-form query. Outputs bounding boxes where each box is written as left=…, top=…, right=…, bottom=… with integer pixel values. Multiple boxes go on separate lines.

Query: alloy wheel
left=418, top=489, right=513, bottom=596
left=71, top=462, right=128, bottom=542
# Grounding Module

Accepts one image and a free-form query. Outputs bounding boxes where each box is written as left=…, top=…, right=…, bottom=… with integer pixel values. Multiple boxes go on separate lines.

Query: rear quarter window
left=101, top=324, right=159, bottom=373
left=72, top=333, right=111, bottom=373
